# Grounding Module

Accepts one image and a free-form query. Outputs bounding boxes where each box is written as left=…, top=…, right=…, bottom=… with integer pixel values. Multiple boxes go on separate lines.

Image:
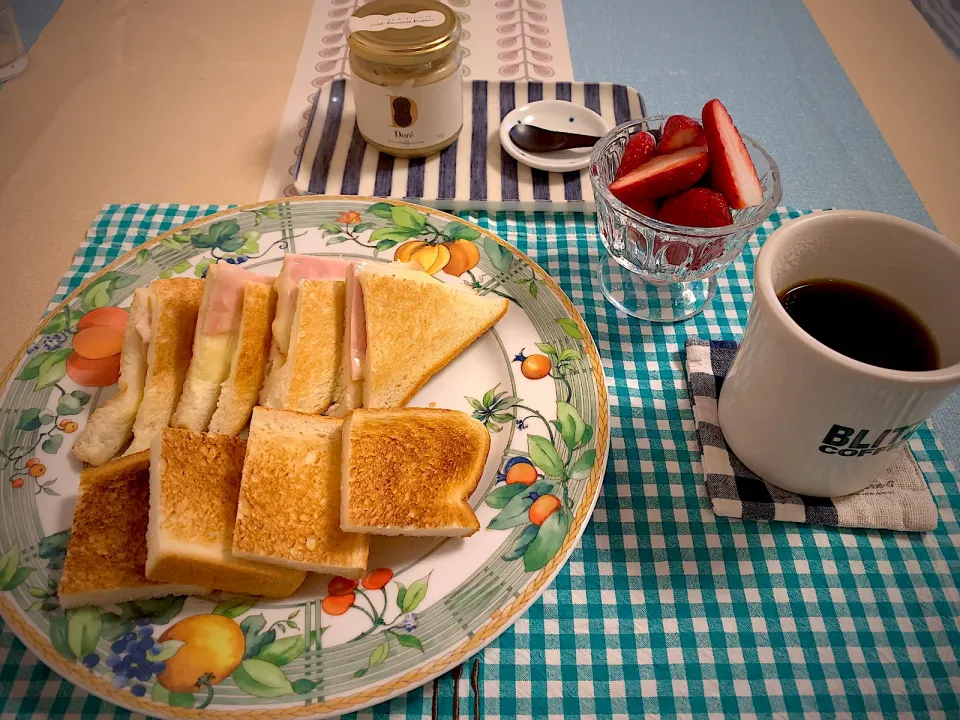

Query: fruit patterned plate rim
left=0, top=196, right=609, bottom=719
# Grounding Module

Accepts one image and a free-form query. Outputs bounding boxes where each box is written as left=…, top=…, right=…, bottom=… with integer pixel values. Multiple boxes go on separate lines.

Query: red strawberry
left=701, top=99, right=762, bottom=209
left=663, top=242, right=692, bottom=265
left=691, top=238, right=726, bottom=270
left=657, top=187, right=732, bottom=228
left=615, top=131, right=657, bottom=179
left=608, top=146, right=709, bottom=205
left=657, top=115, right=706, bottom=154
left=622, top=196, right=660, bottom=218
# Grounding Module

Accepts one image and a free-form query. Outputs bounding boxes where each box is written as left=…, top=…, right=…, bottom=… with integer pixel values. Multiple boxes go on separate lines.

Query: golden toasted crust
left=147, top=429, right=305, bottom=598
left=59, top=452, right=167, bottom=602
left=327, top=271, right=362, bottom=418
left=127, top=278, right=204, bottom=454
left=233, top=408, right=368, bottom=576
left=152, top=429, right=247, bottom=546
left=342, top=409, right=487, bottom=536
left=360, top=267, right=509, bottom=408
left=286, top=280, right=343, bottom=414
left=208, top=281, right=277, bottom=435
left=171, top=264, right=237, bottom=432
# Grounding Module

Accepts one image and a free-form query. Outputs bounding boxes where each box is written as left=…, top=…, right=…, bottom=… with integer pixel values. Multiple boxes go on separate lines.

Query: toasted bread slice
left=341, top=408, right=488, bottom=537
left=72, top=289, right=150, bottom=465
left=208, top=281, right=277, bottom=435
left=125, top=278, right=204, bottom=455
left=260, top=280, right=343, bottom=414
left=359, top=263, right=508, bottom=408
left=172, top=264, right=273, bottom=432
left=146, top=428, right=305, bottom=598
left=327, top=263, right=363, bottom=419
left=233, top=408, right=369, bottom=576
left=59, top=451, right=208, bottom=609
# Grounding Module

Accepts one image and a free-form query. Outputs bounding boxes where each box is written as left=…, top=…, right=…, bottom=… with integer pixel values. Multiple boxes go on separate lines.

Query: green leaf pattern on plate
left=0, top=200, right=602, bottom=709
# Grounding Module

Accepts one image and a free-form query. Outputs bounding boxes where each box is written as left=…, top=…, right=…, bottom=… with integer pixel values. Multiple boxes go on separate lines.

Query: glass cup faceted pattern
left=0, top=1, right=27, bottom=82
left=589, top=116, right=781, bottom=322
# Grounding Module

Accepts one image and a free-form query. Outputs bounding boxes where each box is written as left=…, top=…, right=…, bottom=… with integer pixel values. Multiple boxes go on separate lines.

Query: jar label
left=349, top=11, right=446, bottom=33
left=351, top=68, right=463, bottom=151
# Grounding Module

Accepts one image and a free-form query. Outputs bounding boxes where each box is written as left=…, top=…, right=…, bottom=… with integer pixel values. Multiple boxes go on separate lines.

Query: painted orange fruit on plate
left=66, top=351, right=121, bottom=387
left=77, top=307, right=129, bottom=332
left=442, top=240, right=481, bottom=276
left=156, top=615, right=244, bottom=693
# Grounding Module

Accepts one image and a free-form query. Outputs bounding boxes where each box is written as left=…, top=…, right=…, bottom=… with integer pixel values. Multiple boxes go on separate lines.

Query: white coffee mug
left=718, top=210, right=960, bottom=497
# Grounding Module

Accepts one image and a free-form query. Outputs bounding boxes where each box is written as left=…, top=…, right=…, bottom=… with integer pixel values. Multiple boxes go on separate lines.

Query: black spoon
left=508, top=123, right=602, bottom=153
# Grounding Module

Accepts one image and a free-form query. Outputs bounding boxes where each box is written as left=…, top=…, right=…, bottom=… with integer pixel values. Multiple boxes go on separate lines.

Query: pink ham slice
left=345, top=263, right=367, bottom=381
left=272, top=254, right=353, bottom=356
left=204, top=263, right=274, bottom=335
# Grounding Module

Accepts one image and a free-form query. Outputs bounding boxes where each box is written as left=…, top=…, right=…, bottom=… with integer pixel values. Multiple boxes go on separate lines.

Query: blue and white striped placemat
left=294, top=80, right=646, bottom=211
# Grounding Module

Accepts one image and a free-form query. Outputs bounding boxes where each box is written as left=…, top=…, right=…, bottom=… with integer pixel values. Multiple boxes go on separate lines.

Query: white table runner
left=259, top=0, right=575, bottom=200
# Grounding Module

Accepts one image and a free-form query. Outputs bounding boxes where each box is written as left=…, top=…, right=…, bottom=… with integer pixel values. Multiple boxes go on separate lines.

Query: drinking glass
left=0, top=0, right=27, bottom=82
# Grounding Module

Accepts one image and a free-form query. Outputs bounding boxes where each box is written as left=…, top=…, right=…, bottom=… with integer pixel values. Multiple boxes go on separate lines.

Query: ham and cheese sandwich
left=172, top=263, right=275, bottom=435
left=282, top=256, right=509, bottom=416
left=72, top=289, right=150, bottom=465
left=73, top=278, right=204, bottom=464
left=260, top=254, right=350, bottom=414
left=124, top=278, right=204, bottom=455
left=352, top=263, right=509, bottom=408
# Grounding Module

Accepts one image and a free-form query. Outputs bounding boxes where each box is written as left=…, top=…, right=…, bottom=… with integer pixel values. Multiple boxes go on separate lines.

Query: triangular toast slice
left=260, top=280, right=343, bottom=415
left=359, top=264, right=508, bottom=408
left=172, top=263, right=274, bottom=433
left=125, top=278, right=204, bottom=454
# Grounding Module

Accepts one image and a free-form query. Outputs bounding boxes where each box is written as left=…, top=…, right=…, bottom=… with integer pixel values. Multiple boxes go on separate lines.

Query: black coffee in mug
left=777, top=278, right=939, bottom=372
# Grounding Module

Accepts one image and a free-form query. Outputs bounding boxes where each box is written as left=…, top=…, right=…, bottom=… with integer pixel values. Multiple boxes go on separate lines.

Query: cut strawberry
left=615, top=131, right=657, bottom=180
left=658, top=187, right=732, bottom=228
left=657, top=115, right=706, bottom=155
left=701, top=99, right=762, bottom=209
left=691, top=238, right=726, bottom=270
left=623, top=196, right=660, bottom=218
left=663, top=242, right=692, bottom=265
left=608, top=146, right=709, bottom=206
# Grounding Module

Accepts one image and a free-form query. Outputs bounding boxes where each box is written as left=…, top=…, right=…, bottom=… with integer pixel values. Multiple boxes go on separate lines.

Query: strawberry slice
left=701, top=99, right=762, bottom=209
left=623, top=196, right=660, bottom=218
left=608, top=146, right=709, bottom=206
left=657, top=187, right=732, bottom=228
left=657, top=115, right=706, bottom=155
left=615, top=131, right=657, bottom=179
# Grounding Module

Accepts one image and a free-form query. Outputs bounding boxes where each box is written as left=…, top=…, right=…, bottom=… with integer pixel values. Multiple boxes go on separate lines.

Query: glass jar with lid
left=347, top=0, right=463, bottom=158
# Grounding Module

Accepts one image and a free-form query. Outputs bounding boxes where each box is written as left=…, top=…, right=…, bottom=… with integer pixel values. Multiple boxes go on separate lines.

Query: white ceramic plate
left=499, top=100, right=610, bottom=172
left=0, top=197, right=609, bottom=719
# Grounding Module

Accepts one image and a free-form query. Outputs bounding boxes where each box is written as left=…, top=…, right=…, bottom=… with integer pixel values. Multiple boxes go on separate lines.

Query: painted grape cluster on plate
left=0, top=197, right=608, bottom=719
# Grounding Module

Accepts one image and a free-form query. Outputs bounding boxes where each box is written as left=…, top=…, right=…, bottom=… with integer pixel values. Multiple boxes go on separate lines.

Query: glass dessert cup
left=590, top=116, right=782, bottom=322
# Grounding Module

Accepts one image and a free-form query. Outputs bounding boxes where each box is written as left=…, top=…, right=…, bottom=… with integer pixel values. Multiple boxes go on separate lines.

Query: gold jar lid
left=348, top=0, right=461, bottom=67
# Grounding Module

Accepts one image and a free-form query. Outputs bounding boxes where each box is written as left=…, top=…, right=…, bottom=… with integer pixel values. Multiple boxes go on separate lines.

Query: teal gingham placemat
left=3, top=203, right=960, bottom=719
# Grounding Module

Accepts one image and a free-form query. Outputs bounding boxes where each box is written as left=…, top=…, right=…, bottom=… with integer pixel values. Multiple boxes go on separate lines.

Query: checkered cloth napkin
left=685, top=338, right=939, bottom=532
left=4, top=204, right=960, bottom=719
